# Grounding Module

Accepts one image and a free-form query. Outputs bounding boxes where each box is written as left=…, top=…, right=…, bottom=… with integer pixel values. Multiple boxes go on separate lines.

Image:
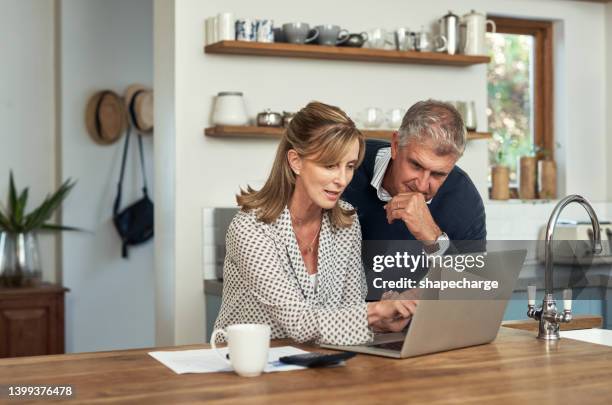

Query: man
left=344, top=99, right=486, bottom=256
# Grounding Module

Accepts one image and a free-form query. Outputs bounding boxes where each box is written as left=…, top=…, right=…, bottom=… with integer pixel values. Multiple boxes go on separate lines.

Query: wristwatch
left=423, top=232, right=450, bottom=255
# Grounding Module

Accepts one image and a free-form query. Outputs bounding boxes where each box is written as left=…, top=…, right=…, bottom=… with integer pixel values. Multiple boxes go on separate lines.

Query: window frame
left=487, top=16, right=554, bottom=160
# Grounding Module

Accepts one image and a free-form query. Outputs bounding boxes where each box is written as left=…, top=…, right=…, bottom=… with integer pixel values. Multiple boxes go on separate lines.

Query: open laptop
left=321, top=249, right=527, bottom=358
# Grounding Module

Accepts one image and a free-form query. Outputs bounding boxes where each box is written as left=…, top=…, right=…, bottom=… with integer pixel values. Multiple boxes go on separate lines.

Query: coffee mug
left=211, top=324, right=271, bottom=377
left=315, top=24, right=349, bottom=46
left=282, top=22, right=319, bottom=44
left=256, top=19, right=274, bottom=43
left=217, top=12, right=235, bottom=41
left=236, top=18, right=256, bottom=41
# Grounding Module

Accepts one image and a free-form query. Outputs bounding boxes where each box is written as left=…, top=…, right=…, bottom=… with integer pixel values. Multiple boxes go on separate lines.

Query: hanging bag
left=112, top=126, right=154, bottom=258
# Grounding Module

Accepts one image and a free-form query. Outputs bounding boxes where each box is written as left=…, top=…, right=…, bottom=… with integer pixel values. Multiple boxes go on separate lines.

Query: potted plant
left=0, top=171, right=76, bottom=287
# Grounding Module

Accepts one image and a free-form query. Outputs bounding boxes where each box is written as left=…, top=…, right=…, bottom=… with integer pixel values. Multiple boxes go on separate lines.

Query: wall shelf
left=204, top=41, right=490, bottom=66
left=204, top=125, right=492, bottom=141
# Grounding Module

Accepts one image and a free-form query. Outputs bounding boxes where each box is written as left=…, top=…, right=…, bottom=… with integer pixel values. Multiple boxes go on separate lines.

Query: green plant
left=0, top=171, right=78, bottom=233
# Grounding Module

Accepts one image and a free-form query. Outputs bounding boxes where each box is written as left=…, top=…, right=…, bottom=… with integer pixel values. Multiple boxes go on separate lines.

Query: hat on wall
left=85, top=90, right=127, bottom=145
left=124, top=84, right=154, bottom=134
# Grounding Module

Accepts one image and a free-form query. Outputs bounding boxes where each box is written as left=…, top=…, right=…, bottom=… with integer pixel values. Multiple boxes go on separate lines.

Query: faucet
left=527, top=194, right=603, bottom=340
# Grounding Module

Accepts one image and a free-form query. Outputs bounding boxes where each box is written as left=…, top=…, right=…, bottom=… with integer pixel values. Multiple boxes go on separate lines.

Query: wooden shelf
left=204, top=125, right=492, bottom=141
left=204, top=41, right=490, bottom=66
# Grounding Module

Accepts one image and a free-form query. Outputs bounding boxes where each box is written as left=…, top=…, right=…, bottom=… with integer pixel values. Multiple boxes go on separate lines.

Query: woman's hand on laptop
left=367, top=299, right=418, bottom=332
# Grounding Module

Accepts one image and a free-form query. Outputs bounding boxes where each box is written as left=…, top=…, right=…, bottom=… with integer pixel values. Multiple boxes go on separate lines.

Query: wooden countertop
left=1, top=327, right=612, bottom=404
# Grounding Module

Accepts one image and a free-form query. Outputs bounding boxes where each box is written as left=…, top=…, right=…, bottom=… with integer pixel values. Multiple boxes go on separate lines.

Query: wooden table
left=1, top=327, right=612, bottom=404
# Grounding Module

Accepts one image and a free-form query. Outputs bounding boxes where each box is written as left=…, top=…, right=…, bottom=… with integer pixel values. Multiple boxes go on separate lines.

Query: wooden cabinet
left=0, top=284, right=68, bottom=358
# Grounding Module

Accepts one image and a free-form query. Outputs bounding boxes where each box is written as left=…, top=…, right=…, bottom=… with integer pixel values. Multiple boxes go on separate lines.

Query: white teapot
left=460, top=10, right=496, bottom=56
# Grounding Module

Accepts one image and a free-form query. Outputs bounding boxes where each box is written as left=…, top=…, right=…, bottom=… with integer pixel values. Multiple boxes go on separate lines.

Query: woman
left=214, top=101, right=416, bottom=345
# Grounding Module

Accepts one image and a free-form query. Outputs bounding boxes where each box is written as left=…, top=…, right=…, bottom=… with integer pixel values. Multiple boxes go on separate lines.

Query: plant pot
left=0, top=232, right=42, bottom=287
left=491, top=165, right=510, bottom=200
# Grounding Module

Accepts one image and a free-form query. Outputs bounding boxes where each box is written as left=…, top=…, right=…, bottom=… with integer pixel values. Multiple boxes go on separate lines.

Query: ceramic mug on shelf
left=256, top=19, right=274, bottom=43
left=236, top=18, right=256, bottom=41
left=282, top=23, right=319, bottom=44
left=211, top=324, right=271, bottom=377
left=217, top=12, right=235, bottom=41
left=315, top=25, right=350, bottom=46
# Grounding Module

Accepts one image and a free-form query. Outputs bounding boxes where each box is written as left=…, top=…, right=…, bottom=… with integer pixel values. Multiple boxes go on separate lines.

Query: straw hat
left=124, top=84, right=154, bottom=134
left=85, top=90, right=127, bottom=145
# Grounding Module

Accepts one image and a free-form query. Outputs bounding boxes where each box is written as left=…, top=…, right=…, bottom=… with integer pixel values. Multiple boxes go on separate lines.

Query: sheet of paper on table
left=149, top=346, right=311, bottom=374
left=560, top=329, right=612, bottom=347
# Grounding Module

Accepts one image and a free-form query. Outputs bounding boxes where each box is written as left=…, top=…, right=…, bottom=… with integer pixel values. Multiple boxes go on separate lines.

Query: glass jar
left=0, top=232, right=42, bottom=287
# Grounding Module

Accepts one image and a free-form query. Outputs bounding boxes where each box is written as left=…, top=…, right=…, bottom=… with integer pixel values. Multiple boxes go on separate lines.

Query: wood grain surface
left=204, top=41, right=490, bottom=66
left=204, top=126, right=492, bottom=142
left=1, top=327, right=612, bottom=404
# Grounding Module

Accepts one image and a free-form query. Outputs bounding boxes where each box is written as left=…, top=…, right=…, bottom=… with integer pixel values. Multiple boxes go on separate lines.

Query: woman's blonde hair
left=237, top=101, right=365, bottom=228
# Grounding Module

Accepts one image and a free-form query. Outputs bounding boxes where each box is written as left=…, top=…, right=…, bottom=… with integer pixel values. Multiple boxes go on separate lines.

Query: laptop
left=321, top=249, right=527, bottom=358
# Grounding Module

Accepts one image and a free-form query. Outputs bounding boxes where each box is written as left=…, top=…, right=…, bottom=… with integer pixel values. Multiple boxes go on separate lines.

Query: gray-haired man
left=343, top=99, right=486, bottom=255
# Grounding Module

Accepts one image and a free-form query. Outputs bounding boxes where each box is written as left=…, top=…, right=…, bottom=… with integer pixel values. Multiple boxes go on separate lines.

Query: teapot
left=460, top=10, right=496, bottom=55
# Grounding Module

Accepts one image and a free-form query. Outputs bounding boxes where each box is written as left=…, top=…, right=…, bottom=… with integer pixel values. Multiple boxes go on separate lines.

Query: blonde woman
left=214, top=101, right=417, bottom=345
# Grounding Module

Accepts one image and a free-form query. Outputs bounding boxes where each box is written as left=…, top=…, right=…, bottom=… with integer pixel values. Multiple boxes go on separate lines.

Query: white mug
left=211, top=324, right=270, bottom=377
left=217, top=12, right=235, bottom=41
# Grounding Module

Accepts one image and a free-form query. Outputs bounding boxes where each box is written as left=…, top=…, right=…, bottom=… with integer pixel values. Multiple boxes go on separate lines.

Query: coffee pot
left=460, top=10, right=496, bottom=55
left=438, top=11, right=460, bottom=55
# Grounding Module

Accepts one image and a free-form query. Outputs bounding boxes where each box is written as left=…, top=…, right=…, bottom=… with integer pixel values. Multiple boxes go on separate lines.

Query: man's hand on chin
left=384, top=192, right=442, bottom=244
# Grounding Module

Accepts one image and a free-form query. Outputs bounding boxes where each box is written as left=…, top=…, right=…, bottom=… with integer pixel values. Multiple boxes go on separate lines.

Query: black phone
left=278, top=351, right=356, bottom=368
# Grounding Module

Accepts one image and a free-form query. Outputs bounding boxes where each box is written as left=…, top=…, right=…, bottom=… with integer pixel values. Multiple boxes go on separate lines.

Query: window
left=486, top=17, right=553, bottom=194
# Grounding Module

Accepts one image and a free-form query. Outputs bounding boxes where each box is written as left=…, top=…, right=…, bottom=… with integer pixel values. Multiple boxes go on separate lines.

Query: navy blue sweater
left=343, top=140, right=487, bottom=243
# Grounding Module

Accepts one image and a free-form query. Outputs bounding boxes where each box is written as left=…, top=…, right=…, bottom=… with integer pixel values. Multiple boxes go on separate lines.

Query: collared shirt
left=370, top=147, right=393, bottom=202
left=369, top=147, right=433, bottom=204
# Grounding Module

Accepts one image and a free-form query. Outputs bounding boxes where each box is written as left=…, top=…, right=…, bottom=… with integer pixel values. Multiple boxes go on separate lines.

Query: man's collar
left=370, top=147, right=393, bottom=202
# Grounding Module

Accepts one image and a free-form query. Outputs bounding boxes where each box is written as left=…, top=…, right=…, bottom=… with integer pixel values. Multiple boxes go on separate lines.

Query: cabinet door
left=0, top=294, right=61, bottom=358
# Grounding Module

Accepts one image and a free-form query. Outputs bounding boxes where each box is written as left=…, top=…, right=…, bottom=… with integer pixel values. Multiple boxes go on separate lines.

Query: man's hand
left=384, top=192, right=441, bottom=244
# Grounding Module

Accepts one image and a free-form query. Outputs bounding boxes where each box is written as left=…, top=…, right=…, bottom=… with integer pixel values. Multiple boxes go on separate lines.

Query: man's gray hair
left=398, top=100, right=466, bottom=157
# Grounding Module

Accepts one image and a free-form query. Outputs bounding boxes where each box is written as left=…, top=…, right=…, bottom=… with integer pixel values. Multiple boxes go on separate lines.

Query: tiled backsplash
left=202, top=202, right=612, bottom=279
left=202, top=207, right=239, bottom=280
left=485, top=201, right=612, bottom=240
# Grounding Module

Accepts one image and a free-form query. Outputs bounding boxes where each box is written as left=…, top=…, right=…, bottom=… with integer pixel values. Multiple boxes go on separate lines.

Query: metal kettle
left=439, top=11, right=460, bottom=55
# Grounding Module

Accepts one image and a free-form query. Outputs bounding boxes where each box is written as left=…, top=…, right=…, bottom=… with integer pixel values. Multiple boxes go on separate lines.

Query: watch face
left=424, top=242, right=440, bottom=254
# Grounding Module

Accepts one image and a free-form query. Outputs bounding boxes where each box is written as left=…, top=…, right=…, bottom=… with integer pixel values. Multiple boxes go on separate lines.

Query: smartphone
left=279, top=351, right=356, bottom=367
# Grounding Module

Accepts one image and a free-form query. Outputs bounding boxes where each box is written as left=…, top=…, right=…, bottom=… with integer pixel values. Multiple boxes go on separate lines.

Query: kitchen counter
left=1, top=327, right=611, bottom=404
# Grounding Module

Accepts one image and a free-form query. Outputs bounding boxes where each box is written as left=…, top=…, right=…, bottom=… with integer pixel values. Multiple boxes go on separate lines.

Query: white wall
left=60, top=0, right=155, bottom=353
left=155, top=0, right=610, bottom=344
left=607, top=2, right=612, bottom=202
left=153, top=0, right=177, bottom=347
left=0, top=0, right=57, bottom=283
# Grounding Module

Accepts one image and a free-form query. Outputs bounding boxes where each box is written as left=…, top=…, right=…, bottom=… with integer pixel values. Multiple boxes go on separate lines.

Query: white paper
left=149, top=346, right=310, bottom=374
left=560, top=329, right=612, bottom=347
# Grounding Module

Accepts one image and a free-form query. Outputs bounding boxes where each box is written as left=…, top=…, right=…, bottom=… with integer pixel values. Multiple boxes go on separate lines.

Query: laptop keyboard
left=370, top=341, right=404, bottom=351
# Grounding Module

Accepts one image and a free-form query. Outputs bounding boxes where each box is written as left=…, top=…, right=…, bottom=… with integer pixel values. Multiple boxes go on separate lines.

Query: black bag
left=113, top=126, right=154, bottom=258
